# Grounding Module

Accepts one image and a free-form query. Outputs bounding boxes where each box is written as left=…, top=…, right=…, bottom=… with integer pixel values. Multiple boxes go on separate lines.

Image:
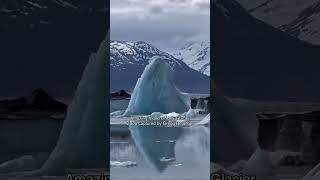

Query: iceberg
left=124, top=57, right=189, bottom=116
left=0, top=34, right=108, bottom=175
left=212, top=85, right=258, bottom=163
left=302, top=162, right=320, bottom=180
left=38, top=35, right=108, bottom=174
left=124, top=57, right=196, bottom=172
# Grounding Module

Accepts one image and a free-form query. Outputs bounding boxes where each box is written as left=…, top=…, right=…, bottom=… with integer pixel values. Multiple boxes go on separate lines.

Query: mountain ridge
left=110, top=40, right=209, bottom=94
left=171, top=41, right=210, bottom=76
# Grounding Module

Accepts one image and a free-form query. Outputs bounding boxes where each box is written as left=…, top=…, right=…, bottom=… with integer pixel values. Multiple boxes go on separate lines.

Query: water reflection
left=129, top=125, right=183, bottom=172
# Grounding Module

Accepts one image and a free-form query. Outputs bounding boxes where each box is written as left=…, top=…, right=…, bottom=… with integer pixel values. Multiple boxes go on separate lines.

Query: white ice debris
left=150, top=112, right=164, bottom=117
left=110, top=161, right=137, bottom=168
left=197, top=113, right=210, bottom=125
left=110, top=110, right=125, bottom=117
left=160, top=112, right=181, bottom=119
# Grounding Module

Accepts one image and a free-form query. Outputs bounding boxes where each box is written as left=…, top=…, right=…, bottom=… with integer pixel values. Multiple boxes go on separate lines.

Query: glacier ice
left=0, top=153, right=48, bottom=174
left=212, top=86, right=258, bottom=163
left=124, top=57, right=195, bottom=172
left=302, top=163, right=320, bottom=180
left=124, top=56, right=189, bottom=116
left=0, top=34, right=108, bottom=175
left=38, top=35, right=108, bottom=174
left=185, top=108, right=196, bottom=119
left=242, top=149, right=273, bottom=176
left=197, top=114, right=210, bottom=125
left=195, top=98, right=206, bottom=109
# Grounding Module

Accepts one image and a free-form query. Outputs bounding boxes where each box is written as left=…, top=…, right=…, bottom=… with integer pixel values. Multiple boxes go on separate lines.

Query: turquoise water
left=110, top=99, right=129, bottom=112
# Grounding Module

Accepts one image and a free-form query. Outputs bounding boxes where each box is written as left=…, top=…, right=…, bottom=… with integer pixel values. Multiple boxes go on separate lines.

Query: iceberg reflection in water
left=110, top=122, right=210, bottom=180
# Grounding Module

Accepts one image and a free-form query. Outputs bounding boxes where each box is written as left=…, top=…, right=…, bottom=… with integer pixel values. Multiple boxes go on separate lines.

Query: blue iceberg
left=124, top=57, right=197, bottom=172
left=0, top=35, right=108, bottom=176
left=124, top=57, right=189, bottom=116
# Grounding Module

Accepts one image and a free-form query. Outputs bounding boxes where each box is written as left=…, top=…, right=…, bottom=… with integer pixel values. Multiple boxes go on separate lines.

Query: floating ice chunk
left=111, top=110, right=125, bottom=117
left=159, top=157, right=175, bottom=162
left=150, top=112, right=164, bottom=117
left=124, top=57, right=189, bottom=116
left=160, top=112, right=181, bottom=119
left=197, top=114, right=210, bottom=125
left=110, top=161, right=137, bottom=168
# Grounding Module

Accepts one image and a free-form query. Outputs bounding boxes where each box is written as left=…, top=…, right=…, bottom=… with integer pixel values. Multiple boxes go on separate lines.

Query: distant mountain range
left=171, top=41, right=210, bottom=76
left=110, top=40, right=209, bottom=94
left=237, top=0, right=320, bottom=45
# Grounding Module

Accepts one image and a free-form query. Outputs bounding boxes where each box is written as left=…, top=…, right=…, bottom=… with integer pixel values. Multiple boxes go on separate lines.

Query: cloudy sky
left=110, top=0, right=210, bottom=52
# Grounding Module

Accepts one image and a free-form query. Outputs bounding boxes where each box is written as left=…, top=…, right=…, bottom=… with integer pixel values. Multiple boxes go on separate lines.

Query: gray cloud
left=111, top=0, right=209, bottom=52
left=149, top=4, right=163, bottom=14
left=168, top=0, right=187, bottom=3
left=196, top=2, right=210, bottom=10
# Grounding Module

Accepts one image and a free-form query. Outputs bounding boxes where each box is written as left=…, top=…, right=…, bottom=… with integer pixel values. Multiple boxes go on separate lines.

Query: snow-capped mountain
left=236, top=0, right=320, bottom=45
left=280, top=1, right=320, bottom=45
left=171, top=41, right=210, bottom=76
left=0, top=0, right=107, bottom=97
left=110, top=40, right=209, bottom=94
left=0, top=0, right=106, bottom=27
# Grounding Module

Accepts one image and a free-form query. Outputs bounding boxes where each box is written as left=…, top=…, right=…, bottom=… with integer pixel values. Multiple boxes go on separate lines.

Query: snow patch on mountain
left=237, top=0, right=320, bottom=45
left=171, top=41, right=210, bottom=76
